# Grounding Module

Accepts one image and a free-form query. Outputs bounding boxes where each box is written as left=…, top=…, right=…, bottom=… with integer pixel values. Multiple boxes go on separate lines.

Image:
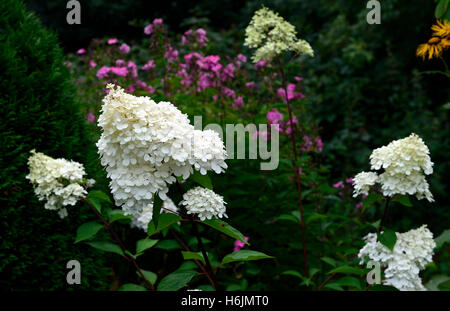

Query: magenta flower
left=96, top=66, right=110, bottom=79
left=233, top=237, right=249, bottom=252
left=346, top=178, right=354, bottom=184
left=142, top=60, right=155, bottom=71
left=144, top=24, right=153, bottom=35
left=314, top=137, right=323, bottom=152
left=126, top=85, right=135, bottom=93
left=89, top=59, right=97, bottom=68
left=119, top=43, right=130, bottom=54
left=110, top=66, right=128, bottom=77
left=245, top=81, right=256, bottom=88
left=107, top=38, right=118, bottom=45
left=254, top=60, right=266, bottom=70
left=115, top=59, right=126, bottom=67
left=153, top=18, right=163, bottom=25
left=86, top=112, right=95, bottom=123
left=302, top=136, right=314, bottom=151
left=164, top=45, right=179, bottom=62
left=127, top=61, right=138, bottom=78
left=277, top=83, right=305, bottom=102
left=333, top=181, right=344, bottom=189
left=237, top=54, right=247, bottom=63
left=356, top=202, right=363, bottom=210
left=76, top=48, right=86, bottom=55
left=233, top=96, right=244, bottom=109
left=223, top=87, right=235, bottom=98
left=267, top=109, right=283, bottom=125
left=294, top=76, right=303, bottom=82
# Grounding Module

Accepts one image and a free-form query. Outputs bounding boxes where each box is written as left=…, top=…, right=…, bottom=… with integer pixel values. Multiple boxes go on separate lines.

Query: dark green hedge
left=0, top=0, right=109, bottom=290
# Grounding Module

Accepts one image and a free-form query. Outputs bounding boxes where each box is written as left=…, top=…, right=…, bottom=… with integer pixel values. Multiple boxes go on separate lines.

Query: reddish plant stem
left=276, top=55, right=309, bottom=279
left=81, top=198, right=155, bottom=291
left=378, top=197, right=391, bottom=233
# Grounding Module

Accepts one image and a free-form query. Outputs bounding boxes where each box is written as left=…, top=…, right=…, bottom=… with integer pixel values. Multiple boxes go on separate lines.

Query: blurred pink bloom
left=245, top=81, right=256, bottom=88
left=283, top=116, right=298, bottom=134
left=86, top=112, right=95, bottom=123
left=302, top=136, right=314, bottom=151
left=294, top=76, right=303, bottom=82
left=115, top=59, right=126, bottom=67
left=89, top=59, right=97, bottom=68
left=153, top=18, right=163, bottom=25
left=96, top=66, right=110, bottom=79
left=144, top=24, right=153, bottom=35
left=237, top=54, right=247, bottom=63
left=63, top=61, right=72, bottom=68
left=126, top=85, right=135, bottom=93
left=164, top=45, right=179, bottom=62
left=110, top=66, right=128, bottom=77
left=356, top=202, right=363, bottom=210
left=362, top=194, right=368, bottom=199
left=142, top=60, right=155, bottom=70
left=277, top=83, right=305, bottom=102
left=233, top=237, right=249, bottom=252
left=233, top=96, right=244, bottom=109
left=267, top=109, right=283, bottom=125
left=76, top=48, right=86, bottom=55
left=223, top=87, right=235, bottom=98
left=107, top=38, right=118, bottom=45
left=333, top=181, right=344, bottom=189
left=346, top=178, right=354, bottom=184
left=119, top=43, right=130, bottom=54
left=127, top=61, right=138, bottom=78
left=254, top=60, right=266, bottom=70
left=315, top=137, right=323, bottom=152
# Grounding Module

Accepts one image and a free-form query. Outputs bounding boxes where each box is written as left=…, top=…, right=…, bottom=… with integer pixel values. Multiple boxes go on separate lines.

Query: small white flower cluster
left=181, top=186, right=227, bottom=221
left=244, top=7, right=314, bottom=62
left=26, top=150, right=93, bottom=218
left=358, top=225, right=436, bottom=291
left=353, top=133, right=434, bottom=202
left=97, top=84, right=227, bottom=230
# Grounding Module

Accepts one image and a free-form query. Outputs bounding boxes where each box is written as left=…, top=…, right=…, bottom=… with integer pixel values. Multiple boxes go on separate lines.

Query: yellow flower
left=416, top=36, right=449, bottom=60
left=431, top=19, right=450, bottom=37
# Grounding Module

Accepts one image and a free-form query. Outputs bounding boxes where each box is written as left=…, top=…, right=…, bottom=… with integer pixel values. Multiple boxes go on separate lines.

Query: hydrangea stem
left=276, top=55, right=309, bottom=279
left=378, top=197, right=391, bottom=233
left=81, top=198, right=155, bottom=291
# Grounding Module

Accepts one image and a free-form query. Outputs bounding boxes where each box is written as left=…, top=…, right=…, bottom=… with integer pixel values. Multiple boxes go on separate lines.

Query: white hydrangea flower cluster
left=244, top=7, right=314, bottom=62
left=353, top=133, right=434, bottom=202
left=97, top=84, right=227, bottom=230
left=353, top=171, right=378, bottom=197
left=181, top=186, right=227, bottom=221
left=358, top=225, right=436, bottom=291
left=26, top=150, right=92, bottom=218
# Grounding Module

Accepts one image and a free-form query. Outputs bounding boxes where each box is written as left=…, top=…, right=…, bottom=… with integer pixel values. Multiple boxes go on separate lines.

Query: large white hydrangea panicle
left=26, top=150, right=93, bottom=218
left=96, top=84, right=227, bottom=230
left=353, top=133, right=434, bottom=202
left=181, top=186, right=227, bottom=221
left=244, top=7, right=314, bottom=62
left=353, top=171, right=379, bottom=197
left=358, top=225, right=436, bottom=291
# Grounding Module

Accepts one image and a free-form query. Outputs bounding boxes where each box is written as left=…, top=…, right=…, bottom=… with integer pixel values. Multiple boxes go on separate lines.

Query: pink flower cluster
left=233, top=237, right=249, bottom=252
left=96, top=60, right=138, bottom=79
left=144, top=18, right=163, bottom=35
left=181, top=28, right=209, bottom=47
left=333, top=178, right=366, bottom=209
left=302, top=136, right=323, bottom=152
left=277, top=83, right=304, bottom=102
left=266, top=108, right=298, bottom=134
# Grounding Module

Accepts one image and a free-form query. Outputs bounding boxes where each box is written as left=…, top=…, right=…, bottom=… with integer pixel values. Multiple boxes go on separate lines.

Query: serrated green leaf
left=147, top=213, right=181, bottom=236
left=87, top=241, right=123, bottom=256
left=157, top=270, right=197, bottom=291
left=191, top=171, right=213, bottom=190
left=181, top=251, right=205, bottom=264
left=377, top=229, right=397, bottom=251
left=136, top=239, right=159, bottom=254
left=201, top=219, right=248, bottom=244
left=118, top=283, right=147, bottom=291
left=221, top=250, right=274, bottom=264
left=75, top=222, right=103, bottom=243
left=328, top=266, right=366, bottom=276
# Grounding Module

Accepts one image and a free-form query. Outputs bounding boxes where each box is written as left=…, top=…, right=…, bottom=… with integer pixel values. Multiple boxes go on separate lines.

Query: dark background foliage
left=0, top=0, right=110, bottom=290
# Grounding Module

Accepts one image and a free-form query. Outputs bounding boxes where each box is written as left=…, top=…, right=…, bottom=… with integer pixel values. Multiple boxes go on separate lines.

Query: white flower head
left=26, top=150, right=90, bottom=218
left=97, top=85, right=227, bottom=230
left=358, top=225, right=436, bottom=291
left=353, top=133, right=434, bottom=202
left=181, top=186, right=227, bottom=221
left=244, top=7, right=314, bottom=62
left=353, top=171, right=378, bottom=197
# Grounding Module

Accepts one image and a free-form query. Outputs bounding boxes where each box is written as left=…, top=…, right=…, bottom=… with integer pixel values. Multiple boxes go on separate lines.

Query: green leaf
left=435, top=229, right=450, bottom=248
left=136, top=239, right=159, bottom=254
left=371, top=219, right=381, bottom=230
left=118, top=283, right=147, bottom=291
left=201, top=219, right=248, bottom=244
left=182, top=251, right=205, bottom=264
left=154, top=239, right=181, bottom=250
left=282, top=270, right=305, bottom=280
left=438, top=280, right=450, bottom=291
left=362, top=193, right=383, bottom=212
left=87, top=241, right=123, bottom=256
left=87, top=190, right=112, bottom=204
left=328, top=266, right=366, bottom=276
left=336, top=276, right=362, bottom=289
left=147, top=213, right=181, bottom=236
left=392, top=195, right=412, bottom=207
left=425, top=275, right=450, bottom=291
left=138, top=269, right=158, bottom=285
left=435, top=0, right=450, bottom=18
left=87, top=197, right=102, bottom=214
left=221, top=250, right=274, bottom=264
left=321, top=257, right=337, bottom=267
left=277, top=214, right=299, bottom=223
left=377, top=229, right=397, bottom=251
left=152, top=194, right=163, bottom=228
left=75, top=222, right=103, bottom=243
left=107, top=209, right=130, bottom=223
left=191, top=170, right=213, bottom=190
left=157, top=270, right=197, bottom=291
left=323, top=282, right=344, bottom=291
